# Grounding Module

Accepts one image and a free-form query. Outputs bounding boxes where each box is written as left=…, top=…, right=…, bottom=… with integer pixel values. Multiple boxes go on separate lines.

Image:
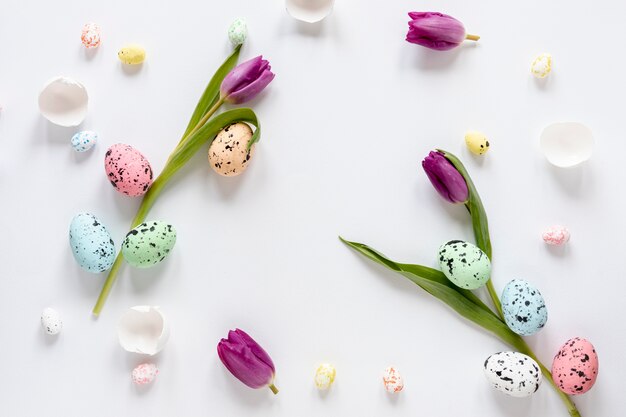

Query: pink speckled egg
left=552, top=337, right=598, bottom=395
left=131, top=363, right=159, bottom=385
left=542, top=225, right=570, bottom=246
left=104, top=143, right=153, bottom=197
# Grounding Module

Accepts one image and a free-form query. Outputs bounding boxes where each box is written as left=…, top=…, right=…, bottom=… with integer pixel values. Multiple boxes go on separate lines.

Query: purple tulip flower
left=422, top=151, right=469, bottom=204
left=406, top=12, right=479, bottom=51
left=217, top=328, right=279, bottom=394
left=220, top=56, right=275, bottom=104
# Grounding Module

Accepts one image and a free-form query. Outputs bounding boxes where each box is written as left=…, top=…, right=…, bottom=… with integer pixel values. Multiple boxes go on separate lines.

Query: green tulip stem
left=465, top=34, right=480, bottom=41
left=485, top=280, right=503, bottom=318
left=269, top=384, right=279, bottom=395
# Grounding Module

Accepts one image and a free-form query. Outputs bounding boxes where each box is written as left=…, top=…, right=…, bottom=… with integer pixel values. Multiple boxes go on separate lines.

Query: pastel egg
left=208, top=122, right=255, bottom=177
left=314, top=363, right=336, bottom=390
left=501, top=279, right=548, bottom=336
left=465, top=131, right=490, bottom=155
left=483, top=352, right=542, bottom=398
left=41, top=308, right=63, bottom=335
left=104, top=143, right=153, bottom=197
left=552, top=337, right=598, bottom=395
left=81, top=23, right=101, bottom=49
left=69, top=213, right=116, bottom=273
left=228, top=18, right=248, bottom=45
left=531, top=53, right=552, bottom=78
left=121, top=221, right=177, bottom=268
left=382, top=366, right=404, bottom=393
left=118, top=44, right=146, bottom=65
left=438, top=240, right=491, bottom=290
left=132, top=363, right=159, bottom=385
left=71, top=130, right=98, bottom=152
left=542, top=225, right=570, bottom=246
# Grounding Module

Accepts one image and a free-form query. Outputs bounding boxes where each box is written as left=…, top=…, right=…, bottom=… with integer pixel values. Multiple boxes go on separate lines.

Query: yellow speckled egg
left=118, top=44, right=146, bottom=65
left=208, top=122, right=255, bottom=177
left=465, top=131, right=490, bottom=155
left=531, top=53, right=552, bottom=78
left=314, top=363, right=336, bottom=390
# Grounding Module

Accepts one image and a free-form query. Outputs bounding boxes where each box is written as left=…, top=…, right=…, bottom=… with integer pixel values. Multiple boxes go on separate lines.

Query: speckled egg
left=531, top=53, right=552, bottom=78
left=484, top=352, right=542, bottom=398
left=314, top=363, right=336, bottom=390
left=81, top=23, right=101, bottom=49
left=552, top=337, right=598, bottom=395
left=121, top=221, right=177, bottom=268
left=208, top=122, right=255, bottom=177
left=41, top=308, right=63, bottom=335
left=118, top=44, right=145, bottom=65
left=438, top=240, right=491, bottom=290
left=465, top=131, right=490, bottom=155
left=71, top=130, right=98, bottom=152
left=501, top=279, right=548, bottom=336
left=382, top=366, right=404, bottom=393
left=228, top=18, right=248, bottom=45
left=132, top=363, right=159, bottom=385
left=105, top=143, right=153, bottom=197
left=69, top=213, right=116, bottom=273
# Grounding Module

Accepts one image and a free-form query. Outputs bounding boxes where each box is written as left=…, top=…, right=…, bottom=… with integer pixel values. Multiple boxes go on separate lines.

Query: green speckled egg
left=438, top=240, right=491, bottom=289
left=122, top=221, right=177, bottom=268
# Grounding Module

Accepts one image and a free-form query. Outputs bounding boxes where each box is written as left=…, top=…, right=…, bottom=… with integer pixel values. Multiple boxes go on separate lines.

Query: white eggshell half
left=286, top=0, right=334, bottom=23
left=117, top=306, right=170, bottom=355
left=540, top=122, right=593, bottom=168
left=38, top=76, right=88, bottom=126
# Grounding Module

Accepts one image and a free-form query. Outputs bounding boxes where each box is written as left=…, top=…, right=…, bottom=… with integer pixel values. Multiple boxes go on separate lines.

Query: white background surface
left=0, top=1, right=622, bottom=416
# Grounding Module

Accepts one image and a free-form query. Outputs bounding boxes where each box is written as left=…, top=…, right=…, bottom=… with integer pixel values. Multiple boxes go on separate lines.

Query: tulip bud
left=217, top=329, right=279, bottom=394
left=422, top=151, right=469, bottom=204
left=220, top=56, right=275, bottom=104
left=406, top=12, right=479, bottom=51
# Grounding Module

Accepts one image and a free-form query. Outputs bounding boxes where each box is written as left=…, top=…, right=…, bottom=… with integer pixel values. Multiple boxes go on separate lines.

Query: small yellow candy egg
left=314, top=363, right=336, bottom=390
left=208, top=122, right=255, bottom=177
left=531, top=53, right=552, bottom=78
left=465, top=131, right=490, bottom=155
left=118, top=44, right=146, bottom=65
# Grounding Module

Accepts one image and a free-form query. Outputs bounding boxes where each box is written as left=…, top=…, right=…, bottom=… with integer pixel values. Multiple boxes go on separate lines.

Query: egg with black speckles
left=438, top=240, right=491, bottom=289
left=552, top=337, right=598, bottom=395
left=69, top=213, right=116, bottom=273
left=501, top=279, right=548, bottom=336
left=121, top=221, right=177, bottom=268
left=484, top=352, right=542, bottom=398
left=208, top=122, right=255, bottom=177
left=104, top=143, right=153, bottom=197
left=41, top=308, right=63, bottom=335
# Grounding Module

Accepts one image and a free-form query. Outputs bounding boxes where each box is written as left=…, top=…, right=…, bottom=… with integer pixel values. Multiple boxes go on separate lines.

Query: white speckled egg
left=69, top=213, right=116, bottom=273
left=71, top=130, right=98, bottom=152
left=484, top=352, right=542, bottom=397
left=41, top=308, right=63, bottom=335
left=228, top=18, right=248, bottom=45
left=501, top=279, right=548, bottom=336
left=531, top=53, right=552, bottom=78
left=382, top=366, right=404, bottom=393
left=438, top=240, right=491, bottom=289
left=132, top=363, right=159, bottom=385
left=208, top=122, right=255, bottom=177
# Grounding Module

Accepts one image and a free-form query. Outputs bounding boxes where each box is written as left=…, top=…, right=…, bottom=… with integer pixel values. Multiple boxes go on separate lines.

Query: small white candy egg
left=71, top=130, right=98, bottom=152
left=132, top=363, right=159, bottom=385
left=382, top=366, right=404, bottom=393
left=41, top=308, right=63, bottom=335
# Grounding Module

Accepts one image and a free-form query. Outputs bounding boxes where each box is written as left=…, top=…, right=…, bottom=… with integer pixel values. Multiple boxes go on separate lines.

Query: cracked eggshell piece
left=38, top=76, right=88, bottom=127
left=132, top=363, right=159, bottom=385
left=117, top=306, right=170, bottom=355
left=314, top=363, right=336, bottom=390
left=540, top=122, right=594, bottom=168
left=41, top=308, right=63, bottom=335
left=531, top=53, right=552, bottom=78
left=286, top=0, right=335, bottom=23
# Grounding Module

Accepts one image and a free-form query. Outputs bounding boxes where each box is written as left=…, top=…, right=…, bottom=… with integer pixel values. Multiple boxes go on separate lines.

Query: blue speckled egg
left=501, top=279, right=548, bottom=336
left=69, top=213, right=116, bottom=273
left=438, top=240, right=491, bottom=289
left=121, top=221, right=177, bottom=268
left=71, top=130, right=98, bottom=152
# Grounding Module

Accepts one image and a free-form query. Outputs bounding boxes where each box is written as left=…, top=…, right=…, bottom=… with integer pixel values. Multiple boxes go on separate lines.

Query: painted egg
left=501, top=279, right=548, bottom=336
left=81, top=23, right=101, bottom=49
left=484, top=352, right=542, bottom=398
left=104, top=143, right=153, bottom=197
left=552, top=337, right=598, bottom=395
left=228, top=18, right=248, bottom=45
left=121, top=221, right=177, bottom=268
left=382, top=366, right=404, bottom=393
left=438, top=240, right=491, bottom=290
left=465, top=131, right=490, bottom=155
left=542, top=225, right=570, bottom=246
left=69, top=213, right=116, bottom=273
left=314, top=363, right=336, bottom=390
left=41, top=308, right=63, bottom=335
left=118, top=44, right=146, bottom=65
left=71, top=130, right=98, bottom=152
left=132, top=363, right=159, bottom=385
left=208, top=122, right=255, bottom=177
left=531, top=53, right=552, bottom=79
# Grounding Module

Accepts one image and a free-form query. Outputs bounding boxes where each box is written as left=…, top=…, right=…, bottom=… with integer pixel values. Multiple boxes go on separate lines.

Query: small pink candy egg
left=552, top=337, right=598, bottom=395
left=132, top=363, right=159, bottom=385
left=81, top=23, right=101, bottom=49
left=104, top=143, right=154, bottom=197
left=542, top=225, right=570, bottom=246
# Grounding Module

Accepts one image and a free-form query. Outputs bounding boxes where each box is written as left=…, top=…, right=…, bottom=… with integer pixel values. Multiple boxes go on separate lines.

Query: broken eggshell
left=540, top=122, right=594, bottom=168
left=117, top=306, right=170, bottom=355
left=38, top=76, right=88, bottom=127
left=286, top=0, right=335, bottom=23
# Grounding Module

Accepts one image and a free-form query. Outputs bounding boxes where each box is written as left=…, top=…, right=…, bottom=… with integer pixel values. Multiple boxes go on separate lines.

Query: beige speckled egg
left=208, top=122, right=255, bottom=177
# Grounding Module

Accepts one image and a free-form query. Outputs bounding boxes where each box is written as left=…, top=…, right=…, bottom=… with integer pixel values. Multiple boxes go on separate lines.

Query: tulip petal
left=217, top=329, right=276, bottom=389
left=226, top=69, right=275, bottom=104
left=220, top=56, right=264, bottom=97
left=406, top=11, right=466, bottom=51
left=235, top=329, right=275, bottom=373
